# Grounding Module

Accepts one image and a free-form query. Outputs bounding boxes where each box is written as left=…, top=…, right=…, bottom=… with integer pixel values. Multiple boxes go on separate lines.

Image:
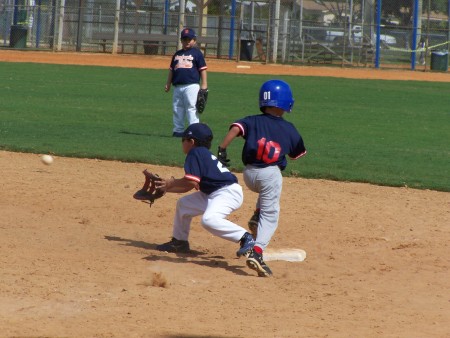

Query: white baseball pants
left=172, top=183, right=247, bottom=243
left=172, top=83, right=200, bottom=134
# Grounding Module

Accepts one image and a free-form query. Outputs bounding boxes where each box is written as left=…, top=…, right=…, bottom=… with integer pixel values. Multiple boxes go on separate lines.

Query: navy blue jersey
left=184, top=146, right=238, bottom=194
left=232, top=113, right=306, bottom=170
left=169, top=47, right=207, bottom=86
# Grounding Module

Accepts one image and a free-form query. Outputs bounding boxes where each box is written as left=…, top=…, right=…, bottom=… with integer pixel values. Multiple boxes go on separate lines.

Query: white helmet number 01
left=263, top=91, right=271, bottom=100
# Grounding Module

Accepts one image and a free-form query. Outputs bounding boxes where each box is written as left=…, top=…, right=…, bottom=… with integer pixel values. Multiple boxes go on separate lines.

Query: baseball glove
left=196, top=88, right=208, bottom=114
left=133, top=169, right=165, bottom=206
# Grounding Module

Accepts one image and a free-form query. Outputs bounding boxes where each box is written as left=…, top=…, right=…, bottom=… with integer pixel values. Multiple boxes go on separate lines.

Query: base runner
left=218, top=79, right=307, bottom=277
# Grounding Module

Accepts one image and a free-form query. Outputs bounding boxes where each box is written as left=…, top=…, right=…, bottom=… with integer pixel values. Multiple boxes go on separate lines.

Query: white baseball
left=41, top=154, right=54, bottom=165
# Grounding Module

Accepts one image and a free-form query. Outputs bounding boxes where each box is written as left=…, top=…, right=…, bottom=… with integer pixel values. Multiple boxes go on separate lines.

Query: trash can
left=430, top=51, right=449, bottom=71
left=240, top=39, right=255, bottom=61
left=143, top=41, right=159, bottom=55
left=9, top=25, right=28, bottom=48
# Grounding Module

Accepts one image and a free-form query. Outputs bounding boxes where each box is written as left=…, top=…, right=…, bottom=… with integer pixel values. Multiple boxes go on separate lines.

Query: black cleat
left=246, top=249, right=273, bottom=277
left=236, top=232, right=255, bottom=257
left=156, top=237, right=190, bottom=253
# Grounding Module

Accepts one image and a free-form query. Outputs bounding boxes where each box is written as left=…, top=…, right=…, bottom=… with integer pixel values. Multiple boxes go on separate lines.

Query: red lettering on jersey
left=256, top=138, right=266, bottom=159
left=256, top=138, right=281, bottom=164
left=174, top=55, right=194, bottom=70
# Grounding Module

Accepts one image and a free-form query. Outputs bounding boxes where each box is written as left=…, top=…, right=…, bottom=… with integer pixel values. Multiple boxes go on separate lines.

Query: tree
left=382, top=0, right=448, bottom=26
left=315, top=0, right=363, bottom=24
left=429, top=0, right=449, bottom=13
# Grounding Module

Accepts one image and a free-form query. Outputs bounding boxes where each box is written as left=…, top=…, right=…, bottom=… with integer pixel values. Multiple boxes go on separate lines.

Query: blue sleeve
left=289, top=129, right=307, bottom=159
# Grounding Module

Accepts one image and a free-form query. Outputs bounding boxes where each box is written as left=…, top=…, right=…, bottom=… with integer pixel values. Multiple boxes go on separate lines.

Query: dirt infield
left=1, top=51, right=450, bottom=338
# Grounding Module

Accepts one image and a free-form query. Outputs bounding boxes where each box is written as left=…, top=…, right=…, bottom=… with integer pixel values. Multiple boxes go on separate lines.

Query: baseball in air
left=41, top=154, right=54, bottom=165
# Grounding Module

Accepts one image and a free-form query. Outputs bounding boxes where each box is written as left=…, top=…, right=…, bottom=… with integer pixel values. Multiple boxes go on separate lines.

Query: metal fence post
left=56, top=0, right=65, bottom=51
left=178, top=0, right=185, bottom=50
left=76, top=0, right=83, bottom=51
left=375, top=0, right=381, bottom=68
left=229, top=0, right=236, bottom=60
left=272, top=0, right=280, bottom=63
left=411, top=0, right=419, bottom=70
left=112, top=0, right=120, bottom=54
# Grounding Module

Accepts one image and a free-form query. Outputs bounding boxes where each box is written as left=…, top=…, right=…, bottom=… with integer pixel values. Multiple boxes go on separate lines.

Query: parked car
left=326, top=25, right=397, bottom=46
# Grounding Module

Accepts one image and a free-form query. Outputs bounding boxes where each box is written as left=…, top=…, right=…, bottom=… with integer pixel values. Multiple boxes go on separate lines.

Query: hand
left=217, top=147, right=230, bottom=167
left=154, top=179, right=166, bottom=190
left=155, top=177, right=175, bottom=192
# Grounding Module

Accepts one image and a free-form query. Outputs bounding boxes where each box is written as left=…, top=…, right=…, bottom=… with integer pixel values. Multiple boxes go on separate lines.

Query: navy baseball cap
left=183, top=123, right=213, bottom=142
left=181, top=28, right=196, bottom=40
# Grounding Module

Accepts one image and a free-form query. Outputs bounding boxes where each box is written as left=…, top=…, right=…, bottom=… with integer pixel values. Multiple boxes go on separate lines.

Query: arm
left=165, top=70, right=173, bottom=92
left=219, top=125, right=241, bottom=149
left=200, top=69, right=207, bottom=90
left=156, top=176, right=198, bottom=193
left=217, top=125, right=241, bottom=166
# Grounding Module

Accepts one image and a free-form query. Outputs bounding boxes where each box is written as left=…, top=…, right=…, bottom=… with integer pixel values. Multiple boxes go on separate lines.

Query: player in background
left=154, top=123, right=255, bottom=258
left=165, top=28, right=208, bottom=137
left=217, top=80, right=307, bottom=277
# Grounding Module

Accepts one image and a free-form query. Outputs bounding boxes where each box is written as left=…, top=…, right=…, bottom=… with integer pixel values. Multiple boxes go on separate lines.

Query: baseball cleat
left=246, top=249, right=273, bottom=277
left=248, top=210, right=260, bottom=239
left=156, top=237, right=190, bottom=253
left=236, top=232, right=255, bottom=257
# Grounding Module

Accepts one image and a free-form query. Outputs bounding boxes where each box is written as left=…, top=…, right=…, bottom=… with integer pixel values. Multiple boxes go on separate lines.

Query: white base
left=263, top=248, right=306, bottom=262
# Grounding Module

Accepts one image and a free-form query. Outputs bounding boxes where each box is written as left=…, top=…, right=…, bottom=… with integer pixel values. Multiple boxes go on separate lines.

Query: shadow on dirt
left=104, top=235, right=250, bottom=276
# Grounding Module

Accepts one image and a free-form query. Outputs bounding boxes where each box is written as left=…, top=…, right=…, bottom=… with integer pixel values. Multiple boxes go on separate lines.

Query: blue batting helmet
left=259, top=80, right=295, bottom=113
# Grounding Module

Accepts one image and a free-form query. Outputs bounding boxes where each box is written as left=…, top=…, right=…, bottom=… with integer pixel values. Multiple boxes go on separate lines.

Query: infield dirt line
left=1, top=50, right=449, bottom=82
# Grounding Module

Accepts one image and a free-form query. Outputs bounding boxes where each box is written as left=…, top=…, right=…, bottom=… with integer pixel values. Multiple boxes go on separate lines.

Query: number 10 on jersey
left=256, top=138, right=281, bottom=164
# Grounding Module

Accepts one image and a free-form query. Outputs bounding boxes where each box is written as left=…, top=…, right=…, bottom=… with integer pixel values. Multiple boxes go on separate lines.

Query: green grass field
left=1, top=62, right=449, bottom=191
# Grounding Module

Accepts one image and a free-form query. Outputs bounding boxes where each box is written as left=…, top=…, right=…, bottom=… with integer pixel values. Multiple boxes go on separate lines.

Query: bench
left=91, top=32, right=218, bottom=55
left=306, top=42, right=351, bottom=65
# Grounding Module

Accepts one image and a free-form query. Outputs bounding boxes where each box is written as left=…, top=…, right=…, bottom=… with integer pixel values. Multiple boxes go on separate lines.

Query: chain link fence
left=1, top=0, right=449, bottom=70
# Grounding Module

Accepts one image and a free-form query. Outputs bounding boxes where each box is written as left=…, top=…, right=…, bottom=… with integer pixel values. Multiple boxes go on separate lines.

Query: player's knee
left=201, top=213, right=220, bottom=228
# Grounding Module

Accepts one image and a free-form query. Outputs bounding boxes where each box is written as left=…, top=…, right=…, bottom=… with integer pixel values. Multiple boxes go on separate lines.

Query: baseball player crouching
left=154, top=123, right=255, bottom=258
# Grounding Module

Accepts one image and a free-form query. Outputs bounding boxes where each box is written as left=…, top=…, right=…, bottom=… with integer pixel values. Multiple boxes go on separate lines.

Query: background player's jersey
left=169, top=47, right=207, bottom=86
left=232, top=113, right=306, bottom=170
left=184, top=147, right=238, bottom=194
